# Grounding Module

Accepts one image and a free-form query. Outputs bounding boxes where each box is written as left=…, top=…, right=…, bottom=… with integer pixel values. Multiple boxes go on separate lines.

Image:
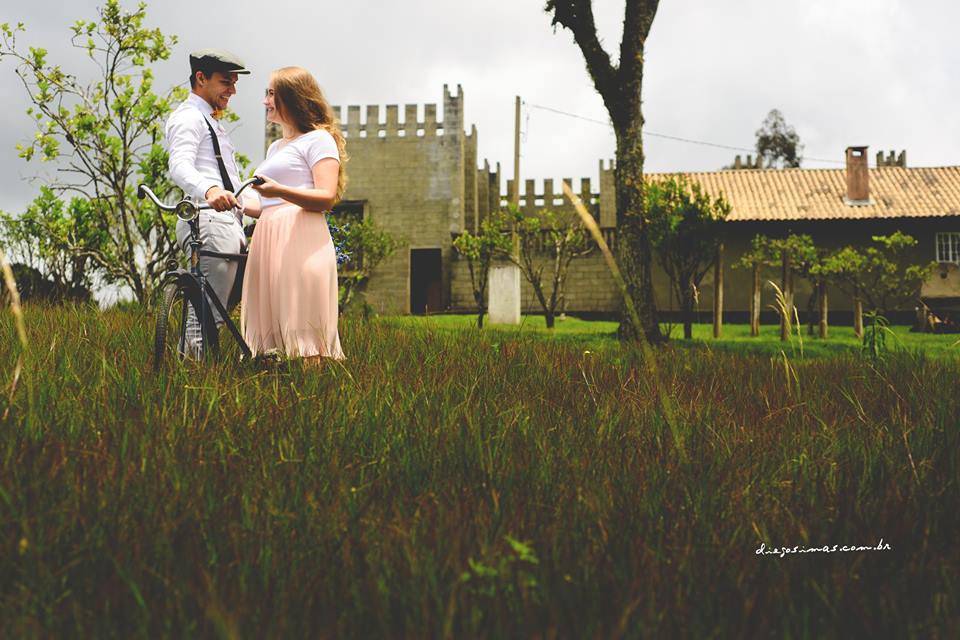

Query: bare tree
left=545, top=0, right=663, bottom=342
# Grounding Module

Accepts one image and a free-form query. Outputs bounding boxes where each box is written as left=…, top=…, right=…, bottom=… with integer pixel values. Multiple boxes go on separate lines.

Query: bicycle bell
left=174, top=198, right=199, bottom=222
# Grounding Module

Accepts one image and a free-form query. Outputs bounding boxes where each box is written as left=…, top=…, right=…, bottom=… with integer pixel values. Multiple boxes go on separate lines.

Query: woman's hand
left=251, top=175, right=287, bottom=199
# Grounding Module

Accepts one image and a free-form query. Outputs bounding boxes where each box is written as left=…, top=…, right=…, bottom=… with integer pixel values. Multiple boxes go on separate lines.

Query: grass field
left=1, top=304, right=958, bottom=637
left=388, top=313, right=960, bottom=359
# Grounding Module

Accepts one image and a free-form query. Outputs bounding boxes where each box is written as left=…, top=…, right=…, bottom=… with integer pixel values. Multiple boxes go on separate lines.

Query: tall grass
left=0, top=304, right=958, bottom=637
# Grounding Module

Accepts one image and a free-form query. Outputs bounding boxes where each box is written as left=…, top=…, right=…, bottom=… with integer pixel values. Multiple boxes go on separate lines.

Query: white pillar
left=488, top=263, right=521, bottom=325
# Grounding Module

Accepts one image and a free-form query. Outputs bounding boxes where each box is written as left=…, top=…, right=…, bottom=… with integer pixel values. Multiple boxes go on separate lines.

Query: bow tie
left=211, top=109, right=224, bottom=121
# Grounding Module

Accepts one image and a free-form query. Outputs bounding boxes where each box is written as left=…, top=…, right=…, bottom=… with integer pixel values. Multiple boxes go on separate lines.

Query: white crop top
left=255, top=128, right=340, bottom=208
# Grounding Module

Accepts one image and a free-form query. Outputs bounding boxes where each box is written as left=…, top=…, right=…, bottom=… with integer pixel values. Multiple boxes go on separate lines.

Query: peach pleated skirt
left=241, top=203, right=344, bottom=360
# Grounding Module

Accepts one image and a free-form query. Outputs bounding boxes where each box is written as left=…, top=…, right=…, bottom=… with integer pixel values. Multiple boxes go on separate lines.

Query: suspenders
left=202, top=115, right=235, bottom=192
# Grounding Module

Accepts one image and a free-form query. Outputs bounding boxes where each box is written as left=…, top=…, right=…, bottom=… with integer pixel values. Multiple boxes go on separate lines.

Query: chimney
left=845, top=146, right=870, bottom=204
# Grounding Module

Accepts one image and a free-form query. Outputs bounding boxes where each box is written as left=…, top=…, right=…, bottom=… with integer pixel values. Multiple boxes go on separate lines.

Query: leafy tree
left=755, top=109, right=803, bottom=169
left=816, top=232, right=935, bottom=336
left=734, top=235, right=780, bottom=336
left=499, top=205, right=594, bottom=329
left=779, top=234, right=833, bottom=338
left=646, top=175, right=729, bottom=339
left=1, top=2, right=185, bottom=303
left=332, top=218, right=398, bottom=315
left=0, top=188, right=105, bottom=302
left=453, top=216, right=512, bottom=328
left=545, top=0, right=663, bottom=342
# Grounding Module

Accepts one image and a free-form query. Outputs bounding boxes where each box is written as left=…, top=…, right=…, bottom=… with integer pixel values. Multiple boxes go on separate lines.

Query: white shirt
left=255, top=129, right=340, bottom=208
left=165, top=93, right=244, bottom=221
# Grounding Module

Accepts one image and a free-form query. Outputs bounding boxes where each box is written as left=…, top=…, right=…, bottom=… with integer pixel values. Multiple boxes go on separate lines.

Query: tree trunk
left=545, top=0, right=661, bottom=343
left=854, top=296, right=864, bottom=338
left=478, top=311, right=484, bottom=329
left=545, top=311, right=555, bottom=329
left=751, top=263, right=761, bottom=337
left=713, top=243, right=723, bottom=339
left=613, top=125, right=661, bottom=343
left=682, top=283, right=694, bottom=340
left=818, top=281, right=828, bottom=339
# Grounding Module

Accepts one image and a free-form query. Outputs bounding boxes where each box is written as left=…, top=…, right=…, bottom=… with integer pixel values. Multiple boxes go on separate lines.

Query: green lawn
left=385, top=313, right=960, bottom=359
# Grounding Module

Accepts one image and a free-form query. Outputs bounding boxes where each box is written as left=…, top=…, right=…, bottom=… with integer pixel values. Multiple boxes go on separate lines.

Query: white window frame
left=935, top=231, right=960, bottom=264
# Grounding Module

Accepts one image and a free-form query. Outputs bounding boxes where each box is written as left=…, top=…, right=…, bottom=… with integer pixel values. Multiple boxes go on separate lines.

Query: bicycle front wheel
left=153, top=278, right=217, bottom=370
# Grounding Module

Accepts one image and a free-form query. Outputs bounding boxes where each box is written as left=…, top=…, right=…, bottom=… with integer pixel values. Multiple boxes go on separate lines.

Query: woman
left=241, top=66, right=347, bottom=362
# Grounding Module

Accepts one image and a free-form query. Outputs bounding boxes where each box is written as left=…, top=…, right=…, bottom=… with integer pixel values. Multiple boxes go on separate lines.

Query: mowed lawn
left=1, top=304, right=958, bottom=637
left=387, top=313, right=960, bottom=359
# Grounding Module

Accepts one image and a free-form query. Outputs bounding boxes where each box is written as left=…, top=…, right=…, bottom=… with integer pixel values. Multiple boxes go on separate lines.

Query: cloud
left=2, top=0, right=958, bottom=216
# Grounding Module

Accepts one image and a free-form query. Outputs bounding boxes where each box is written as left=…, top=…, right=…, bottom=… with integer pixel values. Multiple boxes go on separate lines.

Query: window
left=935, top=232, right=960, bottom=263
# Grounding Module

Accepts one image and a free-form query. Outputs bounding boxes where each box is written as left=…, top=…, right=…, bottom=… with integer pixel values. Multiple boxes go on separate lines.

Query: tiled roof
left=646, top=166, right=960, bottom=222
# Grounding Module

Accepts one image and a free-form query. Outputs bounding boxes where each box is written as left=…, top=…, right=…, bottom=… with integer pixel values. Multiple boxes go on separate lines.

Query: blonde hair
left=271, top=66, right=348, bottom=203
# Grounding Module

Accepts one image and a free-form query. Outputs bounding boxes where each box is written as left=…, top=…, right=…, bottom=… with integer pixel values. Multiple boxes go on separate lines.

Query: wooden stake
left=713, top=243, right=723, bottom=338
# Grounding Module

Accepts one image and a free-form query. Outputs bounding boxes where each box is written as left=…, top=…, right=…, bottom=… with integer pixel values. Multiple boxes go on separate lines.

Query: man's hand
left=205, top=186, right=238, bottom=212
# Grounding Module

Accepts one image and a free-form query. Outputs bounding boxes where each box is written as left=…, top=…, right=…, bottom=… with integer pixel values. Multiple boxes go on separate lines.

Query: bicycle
left=138, top=177, right=263, bottom=370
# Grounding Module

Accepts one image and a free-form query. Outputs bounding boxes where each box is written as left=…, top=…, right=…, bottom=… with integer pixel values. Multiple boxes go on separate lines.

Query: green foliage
left=646, top=175, right=729, bottom=338
left=0, top=188, right=107, bottom=299
left=459, top=535, right=542, bottom=626
left=453, top=215, right=511, bottom=327
left=861, top=310, right=897, bottom=362
left=1, top=2, right=184, bottom=303
left=755, top=109, right=803, bottom=168
left=817, top=232, right=936, bottom=314
left=332, top=217, right=398, bottom=314
left=734, top=234, right=781, bottom=272
left=497, top=204, right=594, bottom=328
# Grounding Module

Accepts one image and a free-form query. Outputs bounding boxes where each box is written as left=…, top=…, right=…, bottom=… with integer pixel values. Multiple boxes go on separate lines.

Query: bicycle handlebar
left=137, top=176, right=265, bottom=221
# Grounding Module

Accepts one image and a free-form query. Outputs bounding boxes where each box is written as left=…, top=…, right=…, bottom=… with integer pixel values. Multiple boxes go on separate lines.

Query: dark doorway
left=410, top=248, right=442, bottom=314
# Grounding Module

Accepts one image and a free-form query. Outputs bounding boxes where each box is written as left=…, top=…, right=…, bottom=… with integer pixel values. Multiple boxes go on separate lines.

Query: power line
left=523, top=101, right=846, bottom=166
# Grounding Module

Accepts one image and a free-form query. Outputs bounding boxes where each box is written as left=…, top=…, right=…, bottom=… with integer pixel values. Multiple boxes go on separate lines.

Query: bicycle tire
left=153, top=278, right=218, bottom=370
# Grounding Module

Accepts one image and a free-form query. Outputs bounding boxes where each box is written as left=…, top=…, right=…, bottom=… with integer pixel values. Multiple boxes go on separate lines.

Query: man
left=165, top=49, right=250, bottom=354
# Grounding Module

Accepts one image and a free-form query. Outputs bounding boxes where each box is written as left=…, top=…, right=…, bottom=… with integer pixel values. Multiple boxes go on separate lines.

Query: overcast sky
left=2, top=0, right=959, bottom=215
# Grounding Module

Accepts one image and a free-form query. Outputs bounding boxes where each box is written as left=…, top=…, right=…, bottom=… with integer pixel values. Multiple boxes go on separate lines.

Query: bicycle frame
left=139, top=177, right=264, bottom=361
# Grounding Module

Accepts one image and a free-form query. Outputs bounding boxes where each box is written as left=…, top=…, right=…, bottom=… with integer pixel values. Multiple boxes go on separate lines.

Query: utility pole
left=512, top=95, right=521, bottom=257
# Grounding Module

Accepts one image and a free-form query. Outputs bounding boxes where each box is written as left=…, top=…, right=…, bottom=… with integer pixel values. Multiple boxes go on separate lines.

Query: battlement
left=333, top=84, right=464, bottom=139
left=502, top=177, right=599, bottom=208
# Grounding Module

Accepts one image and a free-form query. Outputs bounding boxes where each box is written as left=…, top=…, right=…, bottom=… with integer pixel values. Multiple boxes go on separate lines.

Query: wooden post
left=713, top=243, right=723, bottom=338
left=751, top=263, right=760, bottom=337
left=818, top=281, right=828, bottom=339
left=854, top=296, right=864, bottom=338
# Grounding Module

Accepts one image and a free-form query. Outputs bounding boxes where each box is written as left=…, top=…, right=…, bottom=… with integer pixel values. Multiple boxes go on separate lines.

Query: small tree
left=734, top=235, right=780, bottom=336
left=1, top=2, right=185, bottom=303
left=452, top=216, right=511, bottom=328
left=646, top=176, right=729, bottom=339
left=755, top=109, right=803, bottom=169
left=781, top=234, right=831, bottom=338
left=499, top=205, right=594, bottom=329
left=818, top=232, right=936, bottom=337
left=0, top=188, right=105, bottom=302
left=332, top=219, right=397, bottom=315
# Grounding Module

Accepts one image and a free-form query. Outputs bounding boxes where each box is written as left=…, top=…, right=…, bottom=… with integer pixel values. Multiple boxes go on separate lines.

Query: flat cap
left=189, top=49, right=250, bottom=75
